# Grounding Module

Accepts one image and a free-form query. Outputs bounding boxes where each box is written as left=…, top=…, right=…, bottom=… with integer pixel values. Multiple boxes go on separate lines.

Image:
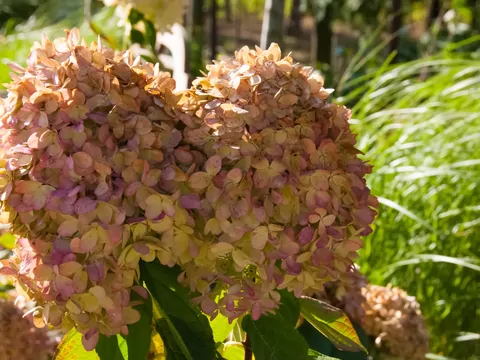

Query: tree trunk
left=315, top=1, right=333, bottom=66
left=389, top=0, right=402, bottom=62
left=469, top=0, right=479, bottom=32
left=210, top=0, right=218, bottom=60
left=287, top=0, right=302, bottom=36
left=188, top=0, right=205, bottom=77
left=426, top=0, right=441, bottom=29
left=225, top=0, right=232, bottom=23
left=260, top=0, right=286, bottom=49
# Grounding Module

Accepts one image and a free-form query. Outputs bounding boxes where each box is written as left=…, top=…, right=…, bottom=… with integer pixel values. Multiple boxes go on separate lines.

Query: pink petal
left=201, top=298, right=217, bottom=315
left=107, top=225, right=122, bottom=245
left=132, top=286, right=149, bottom=299
left=251, top=302, right=262, bottom=321
left=86, top=262, right=105, bottom=282
left=54, top=275, right=75, bottom=299
left=82, top=329, right=99, bottom=351
left=74, top=197, right=97, bottom=214
left=180, top=194, right=201, bottom=209
left=297, top=227, right=314, bottom=246
left=133, top=242, right=150, bottom=255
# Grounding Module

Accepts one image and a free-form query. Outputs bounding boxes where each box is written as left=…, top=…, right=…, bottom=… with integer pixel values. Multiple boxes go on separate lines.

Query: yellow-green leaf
left=219, top=342, right=245, bottom=360
left=0, top=233, right=15, bottom=250
left=299, top=296, right=367, bottom=353
left=210, top=315, right=236, bottom=343
left=54, top=329, right=99, bottom=360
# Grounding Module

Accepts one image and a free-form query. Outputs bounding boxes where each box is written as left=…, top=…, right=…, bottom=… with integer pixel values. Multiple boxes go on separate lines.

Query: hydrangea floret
left=0, top=28, right=377, bottom=350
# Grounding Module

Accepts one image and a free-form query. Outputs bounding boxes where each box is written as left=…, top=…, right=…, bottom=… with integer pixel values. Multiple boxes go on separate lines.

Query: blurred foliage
left=337, top=37, right=480, bottom=358
left=0, top=0, right=123, bottom=89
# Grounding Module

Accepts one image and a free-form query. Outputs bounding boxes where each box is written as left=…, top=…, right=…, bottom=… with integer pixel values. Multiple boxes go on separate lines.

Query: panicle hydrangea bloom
left=359, top=284, right=430, bottom=360
left=0, top=298, right=58, bottom=360
left=319, top=272, right=429, bottom=360
left=173, top=43, right=378, bottom=321
left=0, top=28, right=182, bottom=350
left=0, top=28, right=378, bottom=350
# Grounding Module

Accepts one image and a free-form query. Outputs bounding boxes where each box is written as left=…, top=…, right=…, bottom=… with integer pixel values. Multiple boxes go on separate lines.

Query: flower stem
left=244, top=334, right=252, bottom=360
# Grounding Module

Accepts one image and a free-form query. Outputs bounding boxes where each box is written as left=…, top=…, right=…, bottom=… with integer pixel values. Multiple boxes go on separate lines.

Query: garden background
left=0, top=0, right=479, bottom=359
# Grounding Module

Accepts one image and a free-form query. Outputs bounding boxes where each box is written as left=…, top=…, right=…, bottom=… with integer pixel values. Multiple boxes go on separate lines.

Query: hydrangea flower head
left=0, top=29, right=378, bottom=350
left=0, top=298, right=58, bottom=360
left=0, top=28, right=180, bottom=349
left=319, top=272, right=430, bottom=360
left=174, top=43, right=378, bottom=321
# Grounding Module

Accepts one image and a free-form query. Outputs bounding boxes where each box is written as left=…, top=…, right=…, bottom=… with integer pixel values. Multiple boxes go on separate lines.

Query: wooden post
left=389, top=0, right=402, bottom=62
left=287, top=0, right=302, bottom=36
left=315, top=1, right=333, bottom=66
left=260, top=0, right=286, bottom=49
left=210, top=0, right=218, bottom=60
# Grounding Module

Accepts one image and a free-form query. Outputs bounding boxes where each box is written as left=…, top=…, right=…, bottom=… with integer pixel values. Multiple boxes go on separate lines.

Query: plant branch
left=243, top=334, right=252, bottom=360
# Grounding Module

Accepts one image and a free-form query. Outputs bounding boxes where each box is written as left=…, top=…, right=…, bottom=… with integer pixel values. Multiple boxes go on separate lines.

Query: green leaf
left=300, top=320, right=369, bottom=360
left=242, top=292, right=309, bottom=360
left=210, top=315, right=236, bottom=343
left=54, top=329, right=99, bottom=360
left=299, top=297, right=367, bottom=353
left=55, top=329, right=128, bottom=360
left=299, top=320, right=334, bottom=356
left=130, top=29, right=145, bottom=45
left=96, top=334, right=127, bottom=360
left=277, top=289, right=300, bottom=326
left=126, top=288, right=153, bottom=360
left=144, top=19, right=156, bottom=51
left=219, top=342, right=245, bottom=360
left=155, top=317, right=189, bottom=360
left=128, top=8, right=144, bottom=25
left=308, top=349, right=340, bottom=360
left=142, top=260, right=217, bottom=360
left=0, top=233, right=15, bottom=250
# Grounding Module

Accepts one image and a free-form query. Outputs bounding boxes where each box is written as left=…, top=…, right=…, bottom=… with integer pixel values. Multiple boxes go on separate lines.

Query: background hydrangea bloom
left=0, top=298, right=58, bottom=360
left=319, top=271, right=430, bottom=360
left=0, top=29, right=377, bottom=349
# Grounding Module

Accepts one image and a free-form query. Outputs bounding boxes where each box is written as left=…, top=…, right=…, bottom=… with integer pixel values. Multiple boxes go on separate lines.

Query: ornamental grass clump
left=0, top=29, right=377, bottom=350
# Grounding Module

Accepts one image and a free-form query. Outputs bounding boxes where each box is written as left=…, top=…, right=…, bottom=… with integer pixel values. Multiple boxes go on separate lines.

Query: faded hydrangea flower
left=0, top=28, right=180, bottom=350
left=319, top=272, right=430, bottom=360
left=173, top=43, right=378, bottom=322
left=359, top=284, right=430, bottom=360
left=0, top=29, right=378, bottom=350
left=0, top=298, right=58, bottom=360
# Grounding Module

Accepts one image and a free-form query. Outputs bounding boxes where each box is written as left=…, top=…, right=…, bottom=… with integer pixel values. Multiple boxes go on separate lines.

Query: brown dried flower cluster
left=321, top=274, right=430, bottom=360
left=359, top=284, right=430, bottom=359
left=0, top=298, right=57, bottom=360
left=0, top=28, right=377, bottom=350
